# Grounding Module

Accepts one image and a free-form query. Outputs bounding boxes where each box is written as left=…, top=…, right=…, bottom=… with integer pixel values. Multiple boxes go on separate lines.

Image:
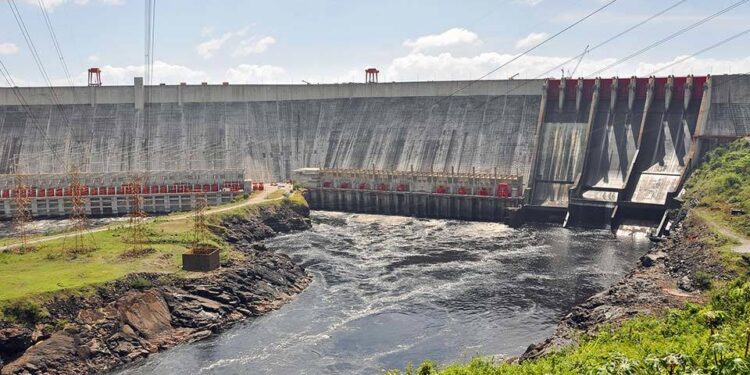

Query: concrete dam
left=1, top=75, right=749, bottom=227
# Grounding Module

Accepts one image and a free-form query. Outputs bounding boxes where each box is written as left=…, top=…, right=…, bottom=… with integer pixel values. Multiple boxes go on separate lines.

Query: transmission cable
left=527, top=0, right=688, bottom=84
left=37, top=0, right=74, bottom=86
left=0, top=59, right=64, bottom=165
left=586, top=0, right=749, bottom=78
left=7, top=0, right=74, bottom=136
left=430, top=0, right=619, bottom=107
left=649, top=26, right=750, bottom=76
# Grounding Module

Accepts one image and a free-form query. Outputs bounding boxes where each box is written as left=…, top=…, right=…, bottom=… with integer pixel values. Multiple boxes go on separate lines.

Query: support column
left=134, top=77, right=144, bottom=110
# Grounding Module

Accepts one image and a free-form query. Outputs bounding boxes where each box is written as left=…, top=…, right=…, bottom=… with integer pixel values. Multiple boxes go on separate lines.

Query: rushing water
left=119, top=212, right=649, bottom=375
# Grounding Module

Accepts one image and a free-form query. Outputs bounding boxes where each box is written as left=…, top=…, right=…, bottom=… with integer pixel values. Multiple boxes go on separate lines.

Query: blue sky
left=1, top=0, right=750, bottom=86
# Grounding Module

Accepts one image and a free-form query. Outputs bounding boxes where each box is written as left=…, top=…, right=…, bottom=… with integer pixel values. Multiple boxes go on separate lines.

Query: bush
left=129, top=277, right=152, bottom=289
left=693, top=271, right=713, bottom=290
left=2, top=300, right=49, bottom=325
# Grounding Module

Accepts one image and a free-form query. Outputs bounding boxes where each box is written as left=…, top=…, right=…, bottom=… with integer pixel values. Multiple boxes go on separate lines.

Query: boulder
left=640, top=251, right=667, bottom=267
left=116, top=290, right=172, bottom=339
left=1, top=332, right=77, bottom=375
left=678, top=275, right=694, bottom=292
left=0, top=327, right=33, bottom=357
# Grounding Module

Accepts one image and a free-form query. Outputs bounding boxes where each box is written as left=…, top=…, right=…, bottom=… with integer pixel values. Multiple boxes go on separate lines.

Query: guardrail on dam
left=1, top=75, right=748, bottom=227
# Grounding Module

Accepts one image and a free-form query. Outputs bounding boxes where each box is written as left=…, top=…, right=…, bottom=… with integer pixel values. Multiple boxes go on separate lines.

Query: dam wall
left=0, top=79, right=543, bottom=183
left=1, top=75, right=749, bottom=226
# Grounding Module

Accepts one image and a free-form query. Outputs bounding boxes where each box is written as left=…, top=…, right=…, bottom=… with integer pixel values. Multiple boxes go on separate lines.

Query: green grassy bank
left=0, top=190, right=307, bottom=317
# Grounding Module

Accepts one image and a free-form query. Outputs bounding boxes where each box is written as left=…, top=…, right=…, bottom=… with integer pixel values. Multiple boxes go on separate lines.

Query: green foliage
left=128, top=276, right=152, bottom=289
left=288, top=190, right=308, bottom=207
left=1, top=300, right=49, bottom=325
left=685, top=139, right=750, bottom=236
left=265, top=189, right=287, bottom=200
left=693, top=271, right=713, bottom=291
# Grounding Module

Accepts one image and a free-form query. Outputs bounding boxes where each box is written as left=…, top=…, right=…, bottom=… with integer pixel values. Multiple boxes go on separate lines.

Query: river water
left=119, top=212, right=649, bottom=375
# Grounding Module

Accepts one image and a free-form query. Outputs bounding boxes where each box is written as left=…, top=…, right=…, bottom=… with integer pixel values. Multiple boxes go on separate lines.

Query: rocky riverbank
left=0, top=199, right=312, bottom=375
left=521, top=212, right=737, bottom=361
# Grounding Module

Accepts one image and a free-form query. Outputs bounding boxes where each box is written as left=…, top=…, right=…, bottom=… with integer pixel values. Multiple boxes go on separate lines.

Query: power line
left=37, top=0, right=74, bottom=86
left=7, top=0, right=74, bottom=138
left=586, top=0, right=749, bottom=78
left=0, top=59, right=64, bottom=165
left=430, top=0, right=620, bottom=106
left=649, top=27, right=750, bottom=76
left=529, top=0, right=689, bottom=82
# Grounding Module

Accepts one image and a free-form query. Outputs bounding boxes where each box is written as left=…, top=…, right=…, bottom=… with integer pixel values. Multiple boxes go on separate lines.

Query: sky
left=1, top=0, right=750, bottom=86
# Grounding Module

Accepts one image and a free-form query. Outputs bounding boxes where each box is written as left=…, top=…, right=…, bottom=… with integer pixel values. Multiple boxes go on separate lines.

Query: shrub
left=693, top=271, right=713, bottom=290
left=129, top=277, right=152, bottom=289
left=2, top=300, right=49, bottom=325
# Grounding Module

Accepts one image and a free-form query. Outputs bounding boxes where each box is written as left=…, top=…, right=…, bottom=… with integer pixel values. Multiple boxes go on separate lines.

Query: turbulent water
left=119, top=212, right=649, bottom=375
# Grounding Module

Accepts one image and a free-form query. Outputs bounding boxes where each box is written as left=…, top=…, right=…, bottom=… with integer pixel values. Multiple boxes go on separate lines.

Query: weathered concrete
left=530, top=78, right=593, bottom=208
left=0, top=80, right=543, bottom=182
left=1, top=76, right=749, bottom=226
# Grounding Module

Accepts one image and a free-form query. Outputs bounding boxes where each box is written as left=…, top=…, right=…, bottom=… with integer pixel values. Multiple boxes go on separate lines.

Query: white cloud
left=225, top=64, right=287, bottom=84
left=196, top=33, right=234, bottom=59
left=87, top=54, right=100, bottom=62
left=68, top=60, right=210, bottom=85
left=233, top=36, right=276, bottom=56
left=515, top=32, right=549, bottom=49
left=385, top=51, right=620, bottom=81
left=384, top=48, right=750, bottom=82
left=403, top=28, right=481, bottom=52
left=196, top=28, right=275, bottom=59
left=635, top=56, right=750, bottom=76
left=0, top=43, right=19, bottom=55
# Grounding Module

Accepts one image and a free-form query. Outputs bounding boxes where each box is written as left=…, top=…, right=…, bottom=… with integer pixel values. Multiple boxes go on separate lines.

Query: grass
left=684, top=139, right=750, bottom=237
left=265, top=189, right=287, bottom=200
left=388, top=140, right=750, bottom=374
left=0, top=189, right=305, bottom=309
left=0, top=222, right=191, bottom=302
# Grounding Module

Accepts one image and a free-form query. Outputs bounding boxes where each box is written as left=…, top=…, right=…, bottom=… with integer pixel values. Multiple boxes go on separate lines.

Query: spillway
left=1, top=75, right=749, bottom=227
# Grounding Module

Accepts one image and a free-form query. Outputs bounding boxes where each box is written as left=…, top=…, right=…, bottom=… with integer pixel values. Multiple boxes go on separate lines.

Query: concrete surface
left=583, top=95, right=643, bottom=191
left=630, top=98, right=697, bottom=205
left=0, top=94, right=542, bottom=183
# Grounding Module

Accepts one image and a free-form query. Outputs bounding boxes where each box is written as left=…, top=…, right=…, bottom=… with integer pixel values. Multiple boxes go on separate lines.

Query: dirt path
left=696, top=210, right=750, bottom=253
left=0, top=185, right=289, bottom=253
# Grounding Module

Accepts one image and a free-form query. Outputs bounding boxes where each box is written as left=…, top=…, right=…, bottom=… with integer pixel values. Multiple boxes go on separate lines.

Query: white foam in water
left=116, top=212, right=650, bottom=375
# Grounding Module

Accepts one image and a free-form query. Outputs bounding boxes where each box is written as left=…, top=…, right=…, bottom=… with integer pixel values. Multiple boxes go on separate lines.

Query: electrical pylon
left=12, top=158, right=32, bottom=252
left=192, top=191, right=208, bottom=251
left=126, top=174, right=147, bottom=254
left=65, top=165, right=91, bottom=253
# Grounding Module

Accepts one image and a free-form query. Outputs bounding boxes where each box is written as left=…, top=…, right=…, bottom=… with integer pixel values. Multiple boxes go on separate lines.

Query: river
left=118, top=212, right=650, bottom=374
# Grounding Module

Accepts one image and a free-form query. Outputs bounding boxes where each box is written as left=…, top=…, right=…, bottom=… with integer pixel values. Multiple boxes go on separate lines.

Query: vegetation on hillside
left=390, top=139, right=750, bottom=374
left=685, top=139, right=750, bottom=237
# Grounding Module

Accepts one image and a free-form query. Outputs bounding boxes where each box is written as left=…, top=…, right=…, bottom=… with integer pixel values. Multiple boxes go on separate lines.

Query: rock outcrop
left=0, top=199, right=312, bottom=374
